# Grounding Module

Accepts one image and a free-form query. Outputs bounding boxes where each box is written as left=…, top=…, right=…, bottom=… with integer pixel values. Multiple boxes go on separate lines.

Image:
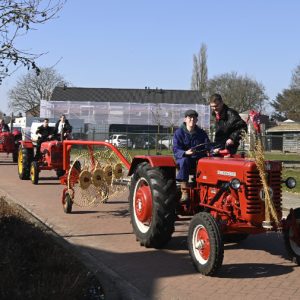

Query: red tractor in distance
left=0, top=127, right=22, bottom=162
left=18, top=137, right=65, bottom=184
left=56, top=140, right=299, bottom=276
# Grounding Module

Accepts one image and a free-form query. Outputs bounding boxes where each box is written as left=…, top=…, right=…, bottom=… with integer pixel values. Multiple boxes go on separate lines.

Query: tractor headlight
left=230, top=178, right=241, bottom=190
left=285, top=177, right=297, bottom=189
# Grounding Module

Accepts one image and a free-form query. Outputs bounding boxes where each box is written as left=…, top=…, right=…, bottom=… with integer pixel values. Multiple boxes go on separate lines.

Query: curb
left=0, top=189, right=149, bottom=300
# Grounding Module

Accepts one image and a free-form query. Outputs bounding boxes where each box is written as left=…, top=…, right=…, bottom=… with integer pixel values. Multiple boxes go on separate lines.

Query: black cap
left=184, top=109, right=198, bottom=118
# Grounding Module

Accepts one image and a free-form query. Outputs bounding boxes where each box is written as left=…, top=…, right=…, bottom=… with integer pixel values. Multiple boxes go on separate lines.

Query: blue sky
left=1, top=0, right=300, bottom=114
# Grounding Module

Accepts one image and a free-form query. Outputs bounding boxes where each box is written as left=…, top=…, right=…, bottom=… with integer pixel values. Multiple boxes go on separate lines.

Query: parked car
left=105, top=134, right=133, bottom=148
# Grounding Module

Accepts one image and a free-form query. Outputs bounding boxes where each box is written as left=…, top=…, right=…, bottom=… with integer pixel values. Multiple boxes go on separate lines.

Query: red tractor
left=55, top=140, right=300, bottom=275
left=0, top=127, right=22, bottom=162
left=18, top=138, right=65, bottom=184
left=126, top=150, right=299, bottom=275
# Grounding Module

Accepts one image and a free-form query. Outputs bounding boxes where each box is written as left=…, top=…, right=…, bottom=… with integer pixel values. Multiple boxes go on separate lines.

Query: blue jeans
left=176, top=156, right=197, bottom=181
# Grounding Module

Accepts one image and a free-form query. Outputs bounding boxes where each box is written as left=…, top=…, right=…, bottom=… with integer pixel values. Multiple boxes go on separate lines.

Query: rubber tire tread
left=18, top=147, right=33, bottom=180
left=63, top=193, right=73, bottom=214
left=30, top=161, right=39, bottom=185
left=283, top=207, right=300, bottom=265
left=129, top=162, right=177, bottom=248
left=188, top=212, right=224, bottom=276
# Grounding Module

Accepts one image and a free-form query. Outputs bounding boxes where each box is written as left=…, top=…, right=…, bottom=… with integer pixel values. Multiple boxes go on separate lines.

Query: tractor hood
left=196, top=157, right=282, bottom=185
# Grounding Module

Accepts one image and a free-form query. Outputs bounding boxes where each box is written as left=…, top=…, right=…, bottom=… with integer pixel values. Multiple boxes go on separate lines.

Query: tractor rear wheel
left=63, top=192, right=73, bottom=213
left=18, top=146, right=34, bottom=180
left=188, top=212, right=224, bottom=275
left=129, top=162, right=176, bottom=248
left=283, top=207, right=300, bottom=265
left=30, top=161, right=39, bottom=185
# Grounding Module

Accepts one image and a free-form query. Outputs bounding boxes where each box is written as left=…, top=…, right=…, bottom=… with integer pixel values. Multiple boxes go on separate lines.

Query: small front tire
left=18, top=146, right=33, bottom=180
left=188, top=212, right=224, bottom=276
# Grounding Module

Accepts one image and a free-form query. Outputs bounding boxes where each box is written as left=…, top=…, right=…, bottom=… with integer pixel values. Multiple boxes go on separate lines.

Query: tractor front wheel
left=63, top=192, right=73, bottom=214
left=283, top=207, right=300, bottom=265
left=188, top=212, right=224, bottom=276
left=129, top=162, right=176, bottom=248
left=30, top=161, right=39, bottom=185
left=18, top=146, right=33, bottom=180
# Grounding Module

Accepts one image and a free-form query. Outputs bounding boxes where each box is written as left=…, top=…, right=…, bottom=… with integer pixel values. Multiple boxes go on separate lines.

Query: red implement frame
left=62, top=140, right=131, bottom=171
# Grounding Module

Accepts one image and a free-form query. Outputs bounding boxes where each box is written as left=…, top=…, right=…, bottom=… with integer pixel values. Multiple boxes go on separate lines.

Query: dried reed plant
left=253, top=138, right=279, bottom=226
left=241, top=125, right=279, bottom=226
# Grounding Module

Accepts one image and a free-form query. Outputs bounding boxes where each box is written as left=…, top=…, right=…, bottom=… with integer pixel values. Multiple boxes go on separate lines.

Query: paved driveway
left=0, top=154, right=300, bottom=299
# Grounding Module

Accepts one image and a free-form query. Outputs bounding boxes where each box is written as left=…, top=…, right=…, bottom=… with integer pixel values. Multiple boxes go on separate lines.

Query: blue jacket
left=173, top=123, right=210, bottom=160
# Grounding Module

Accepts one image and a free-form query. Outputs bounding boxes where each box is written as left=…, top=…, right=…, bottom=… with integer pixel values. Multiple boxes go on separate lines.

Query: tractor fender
left=128, top=155, right=176, bottom=176
left=19, top=140, right=34, bottom=149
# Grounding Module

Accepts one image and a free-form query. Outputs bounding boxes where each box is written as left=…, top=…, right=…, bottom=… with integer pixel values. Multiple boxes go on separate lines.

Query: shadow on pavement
left=218, top=262, right=294, bottom=278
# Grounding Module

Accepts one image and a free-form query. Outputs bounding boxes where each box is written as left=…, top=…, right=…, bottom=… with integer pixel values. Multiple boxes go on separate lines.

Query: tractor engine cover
left=40, top=141, right=63, bottom=169
left=196, top=157, right=282, bottom=224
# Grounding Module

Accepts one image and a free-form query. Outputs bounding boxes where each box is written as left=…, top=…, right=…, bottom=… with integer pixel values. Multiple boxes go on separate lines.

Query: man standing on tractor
left=0, top=119, right=9, bottom=132
left=209, top=93, right=247, bottom=155
left=35, top=118, right=54, bottom=159
left=173, top=109, right=210, bottom=203
left=54, top=114, right=72, bottom=141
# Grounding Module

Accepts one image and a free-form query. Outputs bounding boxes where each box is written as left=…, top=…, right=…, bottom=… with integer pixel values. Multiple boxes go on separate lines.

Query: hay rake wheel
left=64, top=147, right=131, bottom=213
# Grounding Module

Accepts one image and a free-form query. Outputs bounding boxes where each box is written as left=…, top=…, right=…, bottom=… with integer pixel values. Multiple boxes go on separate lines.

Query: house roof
left=50, top=87, right=206, bottom=104
left=266, top=122, right=300, bottom=133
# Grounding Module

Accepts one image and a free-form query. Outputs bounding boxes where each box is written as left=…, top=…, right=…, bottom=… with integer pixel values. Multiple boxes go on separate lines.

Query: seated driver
left=35, top=118, right=53, bottom=159
left=173, top=109, right=210, bottom=203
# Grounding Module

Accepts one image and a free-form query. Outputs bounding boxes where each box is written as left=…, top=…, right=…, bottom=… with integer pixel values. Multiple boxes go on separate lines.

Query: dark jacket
left=173, top=123, right=210, bottom=160
left=213, top=104, right=247, bottom=153
left=0, top=123, right=9, bottom=132
left=36, top=125, right=53, bottom=140
left=54, top=120, right=72, bottom=136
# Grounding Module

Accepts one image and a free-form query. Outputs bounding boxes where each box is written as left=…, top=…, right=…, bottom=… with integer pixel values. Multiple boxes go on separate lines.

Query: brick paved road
left=1, top=154, right=300, bottom=299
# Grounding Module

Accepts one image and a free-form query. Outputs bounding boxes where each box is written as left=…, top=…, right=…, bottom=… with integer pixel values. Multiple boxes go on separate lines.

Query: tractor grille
left=245, top=169, right=282, bottom=215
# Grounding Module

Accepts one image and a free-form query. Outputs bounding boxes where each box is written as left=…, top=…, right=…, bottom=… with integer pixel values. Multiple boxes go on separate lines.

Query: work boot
left=180, top=182, right=189, bottom=203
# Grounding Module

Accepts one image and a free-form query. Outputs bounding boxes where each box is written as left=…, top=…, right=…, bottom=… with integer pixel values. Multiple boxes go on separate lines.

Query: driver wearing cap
left=173, top=109, right=210, bottom=203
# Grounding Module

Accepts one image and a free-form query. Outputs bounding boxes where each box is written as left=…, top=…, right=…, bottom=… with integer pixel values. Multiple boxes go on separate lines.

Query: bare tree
left=191, top=43, right=208, bottom=99
left=208, top=72, right=268, bottom=112
left=8, top=67, right=68, bottom=115
left=290, top=63, right=300, bottom=89
left=0, top=0, right=66, bottom=84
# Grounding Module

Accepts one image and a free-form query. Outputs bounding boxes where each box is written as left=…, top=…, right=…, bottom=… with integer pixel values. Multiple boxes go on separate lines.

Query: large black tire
left=30, top=161, right=39, bottom=185
left=63, top=192, right=73, bottom=214
left=283, top=207, right=300, bottom=265
left=18, top=146, right=34, bottom=180
left=129, top=162, right=177, bottom=248
left=188, top=212, right=224, bottom=276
